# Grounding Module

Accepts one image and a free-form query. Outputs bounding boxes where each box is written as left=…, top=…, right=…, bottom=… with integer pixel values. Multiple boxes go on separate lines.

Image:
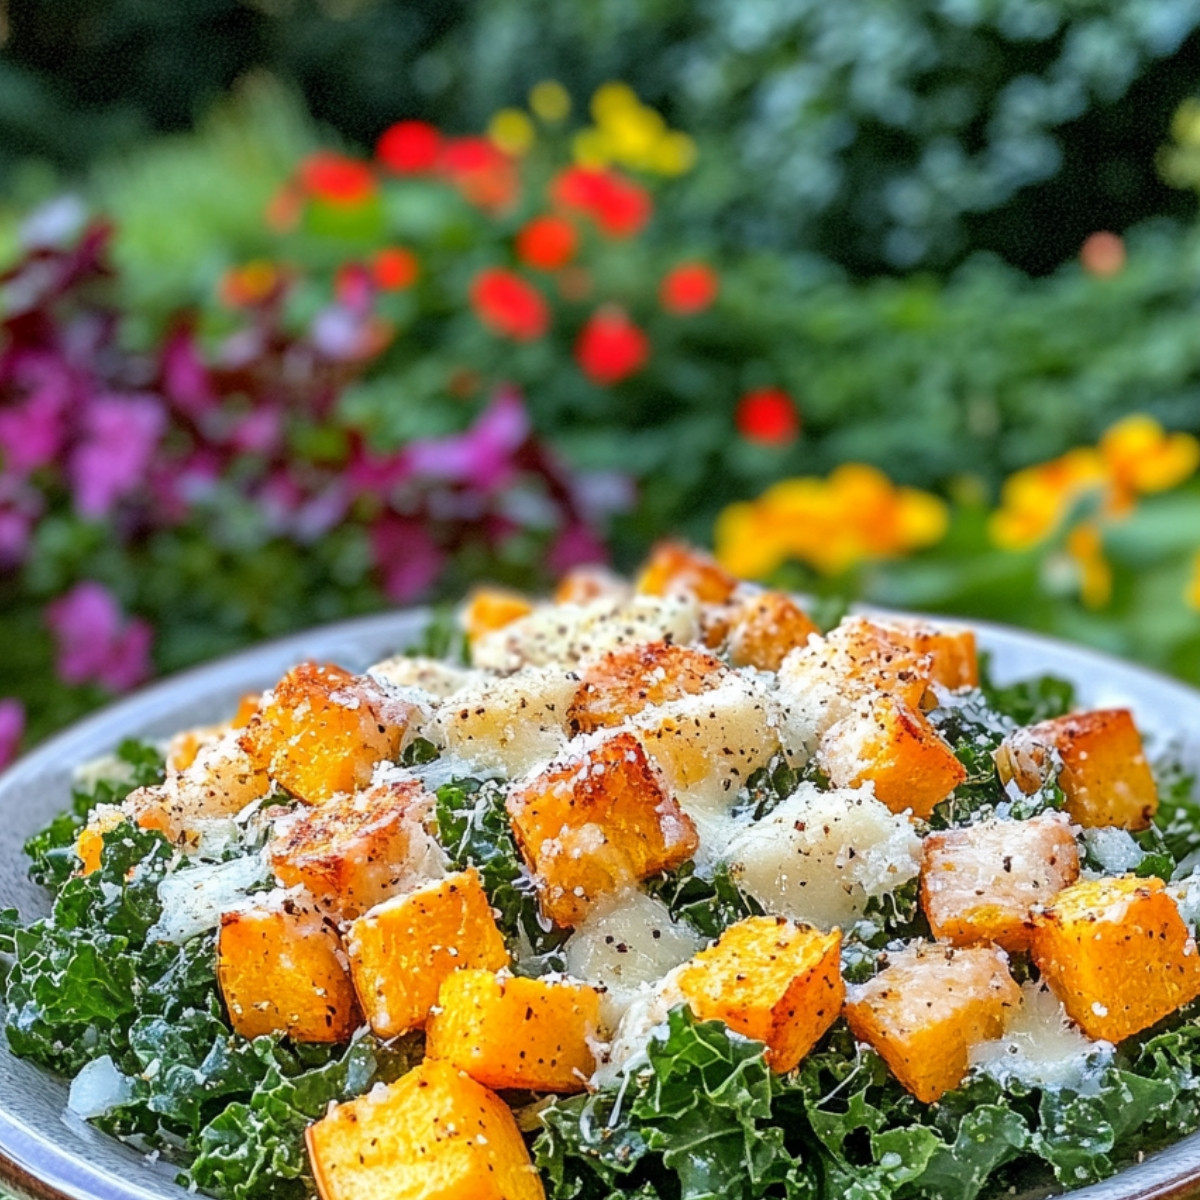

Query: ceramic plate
left=2, top=609, right=1200, bottom=1200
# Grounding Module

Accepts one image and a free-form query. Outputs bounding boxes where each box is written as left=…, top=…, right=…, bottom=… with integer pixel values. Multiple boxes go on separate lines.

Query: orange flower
left=298, top=152, right=376, bottom=206
left=575, top=308, right=649, bottom=384
left=1065, top=522, right=1112, bottom=609
left=735, top=388, right=799, bottom=446
left=469, top=268, right=550, bottom=341
left=219, top=260, right=281, bottom=308
left=1099, top=414, right=1200, bottom=513
left=376, top=120, right=441, bottom=173
left=550, top=166, right=652, bottom=238
left=371, top=247, right=420, bottom=291
left=516, top=215, right=578, bottom=271
left=1080, top=232, right=1125, bottom=278
left=441, top=137, right=519, bottom=212
left=1186, top=551, right=1200, bottom=612
left=660, top=262, right=719, bottom=314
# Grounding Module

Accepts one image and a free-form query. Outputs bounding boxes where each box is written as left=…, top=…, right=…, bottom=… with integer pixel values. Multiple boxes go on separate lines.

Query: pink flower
left=0, top=356, right=70, bottom=476
left=407, top=389, right=529, bottom=492
left=161, top=325, right=218, bottom=420
left=0, top=699, right=24, bottom=770
left=45, top=582, right=154, bottom=692
left=369, top=513, right=444, bottom=602
left=70, top=395, right=166, bottom=518
left=548, top=521, right=609, bottom=574
left=0, top=477, right=42, bottom=566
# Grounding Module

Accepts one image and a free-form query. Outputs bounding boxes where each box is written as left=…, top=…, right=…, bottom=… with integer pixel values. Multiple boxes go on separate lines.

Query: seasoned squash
left=239, top=663, right=407, bottom=804
left=166, top=692, right=261, bottom=772
left=921, top=812, right=1080, bottom=951
left=996, top=709, right=1157, bottom=830
left=306, top=1058, right=544, bottom=1200
left=217, top=897, right=359, bottom=1042
left=426, top=969, right=601, bottom=1093
left=676, top=915, right=844, bottom=1073
left=1030, top=875, right=1200, bottom=1042
left=844, top=942, right=1021, bottom=1102
left=507, top=732, right=698, bottom=926
left=871, top=619, right=978, bottom=691
left=346, top=869, right=509, bottom=1038
left=268, top=778, right=440, bottom=918
left=76, top=802, right=172, bottom=875
left=567, top=641, right=726, bottom=734
left=820, top=692, right=966, bottom=819
left=636, top=539, right=739, bottom=604
left=462, top=586, right=534, bottom=644
left=723, top=591, right=821, bottom=672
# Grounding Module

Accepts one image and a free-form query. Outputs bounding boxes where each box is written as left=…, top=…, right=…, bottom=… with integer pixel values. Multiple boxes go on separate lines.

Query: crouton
left=636, top=540, right=739, bottom=604
left=723, top=591, right=821, bottom=672
left=462, top=586, right=534, bottom=644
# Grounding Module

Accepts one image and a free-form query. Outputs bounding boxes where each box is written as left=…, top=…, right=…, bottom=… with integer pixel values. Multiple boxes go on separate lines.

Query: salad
left=5, top=541, right=1200, bottom=1200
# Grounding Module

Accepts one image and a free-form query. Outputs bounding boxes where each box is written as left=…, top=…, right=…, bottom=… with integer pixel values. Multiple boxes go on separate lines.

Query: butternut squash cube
left=426, top=969, right=601, bottom=1093
left=724, top=591, right=821, bottom=672
left=567, top=641, right=726, bottom=734
left=507, top=732, right=698, bottom=927
left=872, top=619, right=978, bottom=691
left=997, top=709, right=1157, bottom=830
left=462, top=586, right=534, bottom=644
left=217, top=899, right=359, bottom=1043
left=828, top=618, right=935, bottom=710
left=346, top=869, right=509, bottom=1037
left=306, top=1058, right=544, bottom=1200
left=676, top=915, right=844, bottom=1073
left=239, top=663, right=406, bottom=805
left=1030, top=875, right=1200, bottom=1043
left=636, top=540, right=739, bottom=604
left=921, top=812, right=1080, bottom=951
left=843, top=943, right=1021, bottom=1102
left=820, top=693, right=967, bottom=819
left=166, top=691, right=262, bottom=772
left=268, top=778, right=434, bottom=918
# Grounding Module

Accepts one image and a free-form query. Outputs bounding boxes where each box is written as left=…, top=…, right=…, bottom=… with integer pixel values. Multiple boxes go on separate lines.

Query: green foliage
left=643, top=861, right=763, bottom=940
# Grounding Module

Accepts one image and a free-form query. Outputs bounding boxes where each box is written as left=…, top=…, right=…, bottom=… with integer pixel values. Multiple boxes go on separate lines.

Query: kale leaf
left=643, top=861, right=763, bottom=940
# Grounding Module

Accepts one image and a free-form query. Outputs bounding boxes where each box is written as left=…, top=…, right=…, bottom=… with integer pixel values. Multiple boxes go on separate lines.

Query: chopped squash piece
left=426, top=969, right=601, bottom=1093
left=820, top=693, right=966, bottom=819
left=1030, top=875, right=1200, bottom=1042
left=554, top=565, right=630, bottom=606
left=166, top=692, right=262, bottom=772
left=507, top=731, right=698, bottom=926
left=872, top=619, right=978, bottom=691
left=269, top=778, right=435, bottom=918
left=997, top=709, right=1157, bottom=830
left=567, top=641, right=726, bottom=734
left=217, top=898, right=359, bottom=1042
left=636, top=540, right=739, bottom=604
left=844, top=942, right=1021, bottom=1102
left=239, top=662, right=406, bottom=805
left=676, top=915, right=844, bottom=1073
left=75, top=802, right=171, bottom=876
left=307, top=1058, right=544, bottom=1200
left=346, top=869, right=509, bottom=1037
left=921, top=812, right=1079, bottom=951
left=462, top=586, right=534, bottom=644
left=724, top=591, right=820, bottom=672
left=828, top=618, right=934, bottom=709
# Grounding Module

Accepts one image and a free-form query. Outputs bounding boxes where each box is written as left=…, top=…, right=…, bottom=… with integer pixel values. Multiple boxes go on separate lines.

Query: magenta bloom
left=370, top=513, right=444, bottom=602
left=407, top=388, right=528, bottom=491
left=0, top=356, right=69, bottom=477
left=70, top=396, right=166, bottom=518
left=45, top=582, right=154, bottom=692
left=0, top=699, right=24, bottom=770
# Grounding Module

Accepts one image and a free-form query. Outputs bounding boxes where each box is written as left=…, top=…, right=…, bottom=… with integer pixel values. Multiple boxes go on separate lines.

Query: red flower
left=736, top=388, right=800, bottom=445
left=376, top=120, right=441, bottom=173
left=1080, top=231, right=1125, bottom=278
left=550, top=166, right=652, bottom=238
left=470, top=268, right=550, bottom=341
left=660, top=262, right=719, bottom=314
left=298, top=151, right=376, bottom=206
left=576, top=308, right=649, bottom=385
left=516, top=215, right=578, bottom=270
left=441, top=137, right=519, bottom=212
left=372, top=246, right=420, bottom=291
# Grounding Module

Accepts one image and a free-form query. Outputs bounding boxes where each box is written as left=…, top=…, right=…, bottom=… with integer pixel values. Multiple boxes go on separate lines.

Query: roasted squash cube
left=167, top=692, right=262, bottom=772
left=346, top=869, right=509, bottom=1037
left=843, top=942, right=1021, bottom=1102
left=269, top=778, right=434, bottom=918
left=426, top=969, right=601, bottom=1093
left=462, top=586, right=534, bottom=644
left=872, top=619, right=978, bottom=691
left=820, top=693, right=966, bottom=819
left=636, top=540, right=739, bottom=604
left=217, top=898, right=359, bottom=1043
left=997, top=709, right=1157, bottom=830
left=724, top=591, right=820, bottom=672
left=239, top=663, right=406, bottom=805
left=828, top=618, right=934, bottom=710
left=676, top=915, right=844, bottom=1073
left=1030, top=875, right=1200, bottom=1042
left=921, top=812, right=1080, bottom=951
left=567, top=641, right=726, bottom=734
left=306, top=1058, right=544, bottom=1200
left=507, top=731, right=698, bottom=926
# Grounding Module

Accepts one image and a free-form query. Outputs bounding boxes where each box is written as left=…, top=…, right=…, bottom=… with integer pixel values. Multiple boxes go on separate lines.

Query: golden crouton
left=346, top=870, right=509, bottom=1038
left=843, top=943, right=1021, bottom=1102
left=426, top=969, right=601, bottom=1093
left=996, top=709, right=1157, bottom=830
left=921, top=812, right=1080, bottom=951
left=268, top=778, right=433, bottom=918
left=306, top=1059, right=545, bottom=1200
left=507, top=732, right=698, bottom=926
left=567, top=641, right=726, bottom=734
left=676, top=915, right=844, bottom=1073
left=462, top=586, right=534, bottom=644
left=217, top=899, right=359, bottom=1043
left=1030, top=875, right=1200, bottom=1042
left=636, top=540, right=739, bottom=604
left=820, top=693, right=966, bottom=819
left=239, top=663, right=406, bottom=805
left=723, top=591, right=821, bottom=672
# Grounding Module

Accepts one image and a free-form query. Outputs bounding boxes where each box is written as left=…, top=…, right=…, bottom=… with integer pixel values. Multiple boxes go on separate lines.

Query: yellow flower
left=713, top=501, right=789, bottom=580
left=1099, top=413, right=1200, bottom=511
left=1065, top=522, right=1112, bottom=609
left=530, top=80, right=571, bottom=123
left=487, top=108, right=535, bottom=156
left=653, top=131, right=698, bottom=176
left=1187, top=551, right=1200, bottom=612
left=989, top=448, right=1106, bottom=550
left=571, top=128, right=611, bottom=168
left=590, top=82, right=640, bottom=124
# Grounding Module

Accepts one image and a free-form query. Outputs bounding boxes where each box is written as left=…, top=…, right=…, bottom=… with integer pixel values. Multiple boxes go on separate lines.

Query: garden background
left=3, top=0, right=1200, bottom=759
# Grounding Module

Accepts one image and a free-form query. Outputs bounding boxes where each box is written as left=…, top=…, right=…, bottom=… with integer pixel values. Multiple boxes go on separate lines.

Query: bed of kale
left=2, top=664, right=1200, bottom=1200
